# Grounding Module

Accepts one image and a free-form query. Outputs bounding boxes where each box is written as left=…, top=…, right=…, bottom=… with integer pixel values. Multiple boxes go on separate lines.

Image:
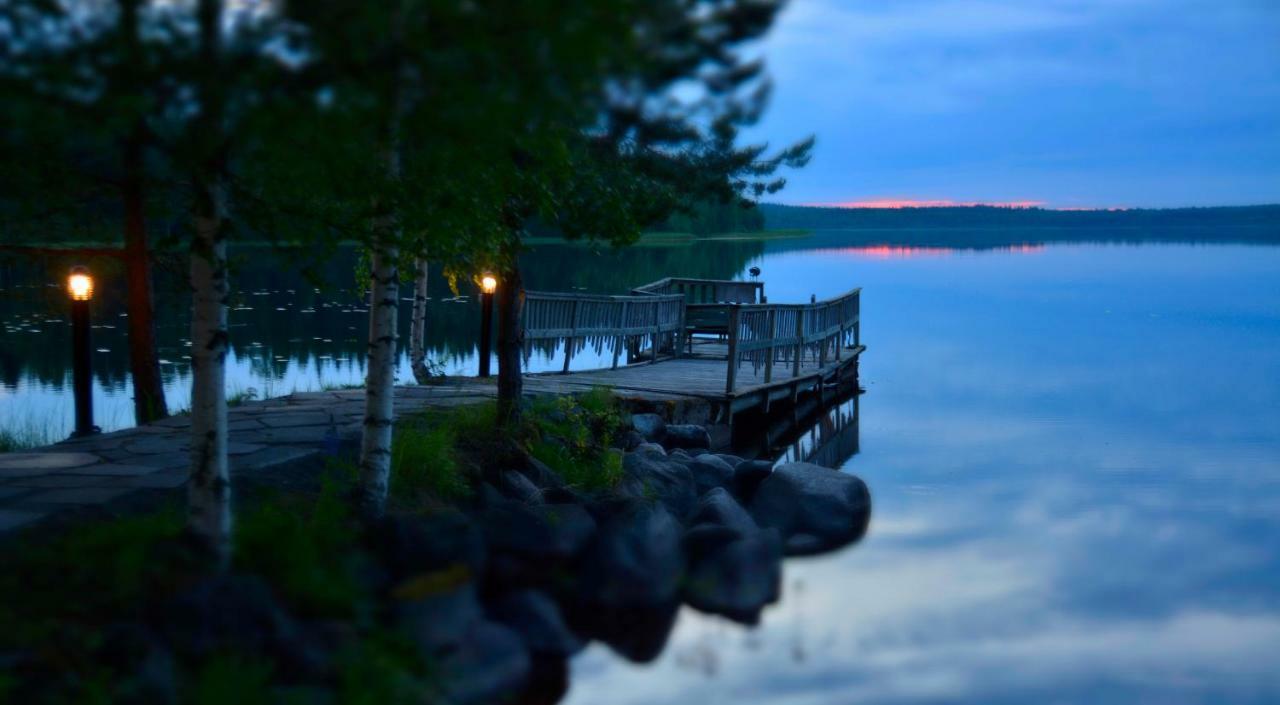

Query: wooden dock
left=519, top=277, right=864, bottom=422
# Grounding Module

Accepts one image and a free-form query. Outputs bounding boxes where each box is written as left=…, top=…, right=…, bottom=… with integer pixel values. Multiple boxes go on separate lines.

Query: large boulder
left=495, top=469, right=542, bottom=504
left=619, top=449, right=698, bottom=520
left=683, top=528, right=782, bottom=625
left=487, top=590, right=583, bottom=657
left=153, top=574, right=323, bottom=676
left=731, top=460, right=774, bottom=501
left=688, top=487, right=756, bottom=534
left=577, top=502, right=683, bottom=608
left=564, top=599, right=679, bottom=664
left=395, top=582, right=530, bottom=703
left=663, top=424, right=711, bottom=451
left=687, top=454, right=735, bottom=496
left=481, top=498, right=596, bottom=586
left=367, top=510, right=486, bottom=582
left=568, top=500, right=684, bottom=662
left=747, top=462, right=871, bottom=556
left=682, top=488, right=783, bottom=624
left=630, top=413, right=667, bottom=443
left=435, top=621, right=531, bottom=704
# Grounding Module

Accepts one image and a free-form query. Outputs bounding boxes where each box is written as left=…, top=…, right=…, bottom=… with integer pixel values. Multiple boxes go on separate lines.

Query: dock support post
left=725, top=304, right=741, bottom=395
left=613, top=301, right=628, bottom=369
left=562, top=298, right=579, bottom=374
left=649, top=302, right=660, bottom=364
left=764, top=309, right=776, bottom=383
left=792, top=309, right=804, bottom=378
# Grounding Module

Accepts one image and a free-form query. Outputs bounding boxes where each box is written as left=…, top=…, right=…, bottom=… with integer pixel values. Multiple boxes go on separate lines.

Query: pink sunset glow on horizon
left=801, top=198, right=1133, bottom=211
left=807, top=198, right=1047, bottom=209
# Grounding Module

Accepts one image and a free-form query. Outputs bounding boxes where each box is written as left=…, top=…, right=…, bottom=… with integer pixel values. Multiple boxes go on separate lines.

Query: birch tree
left=182, top=0, right=232, bottom=563
left=409, top=256, right=431, bottom=384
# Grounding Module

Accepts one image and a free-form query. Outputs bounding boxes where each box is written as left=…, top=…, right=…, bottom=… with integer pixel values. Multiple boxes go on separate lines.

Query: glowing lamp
left=477, top=274, right=497, bottom=377
left=68, top=266, right=94, bottom=301
left=67, top=265, right=98, bottom=436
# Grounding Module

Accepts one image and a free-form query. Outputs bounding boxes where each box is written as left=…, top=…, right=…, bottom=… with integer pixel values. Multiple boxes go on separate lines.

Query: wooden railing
left=724, top=287, right=861, bottom=393
left=632, top=277, right=764, bottom=305
left=522, top=290, right=686, bottom=371
left=633, top=277, right=764, bottom=337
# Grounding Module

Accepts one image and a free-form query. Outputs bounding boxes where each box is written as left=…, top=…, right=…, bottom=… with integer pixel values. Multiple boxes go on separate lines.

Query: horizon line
left=777, top=199, right=1279, bottom=211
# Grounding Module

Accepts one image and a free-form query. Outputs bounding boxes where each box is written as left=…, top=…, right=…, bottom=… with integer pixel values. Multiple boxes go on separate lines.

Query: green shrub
left=337, top=631, right=431, bottom=705
left=524, top=388, right=625, bottom=491
left=187, top=654, right=275, bottom=705
left=233, top=479, right=364, bottom=618
left=0, top=507, right=187, bottom=648
left=390, top=424, right=472, bottom=502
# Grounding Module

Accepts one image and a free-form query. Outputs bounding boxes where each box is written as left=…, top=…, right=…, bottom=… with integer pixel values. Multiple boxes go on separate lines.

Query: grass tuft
left=233, top=477, right=365, bottom=618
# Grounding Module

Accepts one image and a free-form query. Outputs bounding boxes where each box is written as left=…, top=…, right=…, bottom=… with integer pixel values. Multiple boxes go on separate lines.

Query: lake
left=3, top=230, right=1280, bottom=702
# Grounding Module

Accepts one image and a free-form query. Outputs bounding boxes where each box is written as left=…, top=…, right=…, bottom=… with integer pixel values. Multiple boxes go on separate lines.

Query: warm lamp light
left=477, top=274, right=496, bottom=377
left=67, top=265, right=97, bottom=436
left=68, top=267, right=94, bottom=301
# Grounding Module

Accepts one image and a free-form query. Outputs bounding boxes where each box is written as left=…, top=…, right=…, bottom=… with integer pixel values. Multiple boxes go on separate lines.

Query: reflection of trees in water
left=0, top=240, right=763, bottom=389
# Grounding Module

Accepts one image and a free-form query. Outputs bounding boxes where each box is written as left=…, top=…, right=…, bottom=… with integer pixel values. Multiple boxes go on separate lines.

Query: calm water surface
left=3, top=233, right=1280, bottom=702
left=564, top=239, right=1280, bottom=704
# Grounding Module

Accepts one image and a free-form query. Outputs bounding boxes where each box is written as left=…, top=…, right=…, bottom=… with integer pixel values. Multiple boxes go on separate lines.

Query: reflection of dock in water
left=729, top=376, right=862, bottom=469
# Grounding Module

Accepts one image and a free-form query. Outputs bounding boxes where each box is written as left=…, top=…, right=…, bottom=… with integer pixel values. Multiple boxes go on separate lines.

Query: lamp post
left=478, top=274, right=497, bottom=377
left=67, top=266, right=98, bottom=437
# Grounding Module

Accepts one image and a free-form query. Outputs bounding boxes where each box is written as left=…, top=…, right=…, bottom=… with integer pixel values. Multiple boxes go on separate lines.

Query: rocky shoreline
left=1, top=407, right=872, bottom=704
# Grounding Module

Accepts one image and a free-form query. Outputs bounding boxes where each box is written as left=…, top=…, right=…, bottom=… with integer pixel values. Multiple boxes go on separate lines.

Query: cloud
left=749, top=0, right=1280, bottom=206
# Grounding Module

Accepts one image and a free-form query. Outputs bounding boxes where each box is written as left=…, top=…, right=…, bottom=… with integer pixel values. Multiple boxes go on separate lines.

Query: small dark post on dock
left=478, top=274, right=496, bottom=377
left=67, top=266, right=98, bottom=437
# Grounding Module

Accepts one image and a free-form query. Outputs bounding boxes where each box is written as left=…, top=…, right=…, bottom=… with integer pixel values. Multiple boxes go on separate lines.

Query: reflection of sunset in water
left=808, top=244, right=1047, bottom=259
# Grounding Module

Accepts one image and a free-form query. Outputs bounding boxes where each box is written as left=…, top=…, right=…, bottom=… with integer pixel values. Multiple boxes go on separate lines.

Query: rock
left=619, top=450, right=698, bottom=520
left=688, top=487, right=756, bottom=534
left=747, top=462, right=871, bottom=556
left=564, top=599, right=679, bottom=664
left=668, top=448, right=692, bottom=462
left=663, top=424, right=711, bottom=451
left=619, top=430, right=645, bottom=452
left=523, top=456, right=567, bottom=490
left=732, top=460, right=774, bottom=501
left=481, top=499, right=596, bottom=586
left=496, top=470, right=542, bottom=503
left=437, top=621, right=530, bottom=704
left=396, top=582, right=484, bottom=652
left=683, top=528, right=782, bottom=625
left=687, top=454, right=734, bottom=495
left=715, top=454, right=744, bottom=469
left=578, top=502, right=683, bottom=608
left=153, top=574, right=322, bottom=676
left=487, top=590, right=583, bottom=657
left=394, top=581, right=532, bottom=700
left=635, top=442, right=666, bottom=456
left=630, top=413, right=667, bottom=443
left=367, top=511, right=486, bottom=582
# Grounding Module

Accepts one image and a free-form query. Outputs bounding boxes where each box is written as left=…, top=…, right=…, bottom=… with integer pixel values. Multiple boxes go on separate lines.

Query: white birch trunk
left=358, top=240, right=399, bottom=515
left=188, top=178, right=231, bottom=565
left=409, top=256, right=430, bottom=384
left=357, top=98, right=403, bottom=515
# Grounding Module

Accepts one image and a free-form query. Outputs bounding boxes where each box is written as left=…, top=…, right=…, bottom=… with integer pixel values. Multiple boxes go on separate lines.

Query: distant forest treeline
left=651, top=200, right=764, bottom=234
left=760, top=204, right=1280, bottom=232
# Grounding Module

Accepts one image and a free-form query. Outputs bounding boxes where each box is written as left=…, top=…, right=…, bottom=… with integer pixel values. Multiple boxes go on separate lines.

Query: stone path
left=0, top=379, right=503, bottom=534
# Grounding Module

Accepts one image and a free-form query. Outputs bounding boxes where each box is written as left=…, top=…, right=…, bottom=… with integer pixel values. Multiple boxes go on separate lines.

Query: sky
left=749, top=0, right=1280, bottom=209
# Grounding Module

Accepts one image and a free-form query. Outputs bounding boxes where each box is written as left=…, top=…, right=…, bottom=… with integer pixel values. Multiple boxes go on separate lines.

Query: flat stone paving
left=0, top=378, right=501, bottom=534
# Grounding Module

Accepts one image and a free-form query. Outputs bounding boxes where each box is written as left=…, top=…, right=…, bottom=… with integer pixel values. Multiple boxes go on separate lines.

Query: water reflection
left=561, top=240, right=1280, bottom=705
left=0, top=239, right=765, bottom=437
